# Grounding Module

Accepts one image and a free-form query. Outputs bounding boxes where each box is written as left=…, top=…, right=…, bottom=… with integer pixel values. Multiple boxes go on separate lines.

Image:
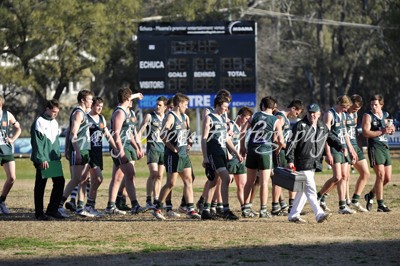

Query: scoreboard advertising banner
left=137, top=21, right=257, bottom=108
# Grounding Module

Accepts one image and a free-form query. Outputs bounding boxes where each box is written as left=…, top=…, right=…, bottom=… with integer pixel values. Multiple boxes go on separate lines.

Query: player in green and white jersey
left=152, top=93, right=200, bottom=220
left=58, top=90, right=94, bottom=218
left=105, top=87, right=145, bottom=215
left=196, top=89, right=232, bottom=216
left=241, top=96, right=284, bottom=218
left=271, top=99, right=303, bottom=216
left=226, top=107, right=254, bottom=218
left=201, top=95, right=242, bottom=220
left=78, top=96, right=117, bottom=217
left=317, top=95, right=358, bottom=215
left=345, top=95, right=369, bottom=212
left=138, top=96, right=180, bottom=217
left=362, top=94, right=395, bottom=212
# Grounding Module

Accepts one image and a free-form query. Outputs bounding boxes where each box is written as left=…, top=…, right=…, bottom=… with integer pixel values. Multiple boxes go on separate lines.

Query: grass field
left=0, top=152, right=400, bottom=265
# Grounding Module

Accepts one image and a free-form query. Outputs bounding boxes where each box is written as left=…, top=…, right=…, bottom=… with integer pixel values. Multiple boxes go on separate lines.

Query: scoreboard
left=137, top=21, right=257, bottom=108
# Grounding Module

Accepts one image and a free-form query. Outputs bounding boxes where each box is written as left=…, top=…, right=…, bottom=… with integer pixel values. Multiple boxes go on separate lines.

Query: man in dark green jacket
left=31, top=99, right=65, bottom=220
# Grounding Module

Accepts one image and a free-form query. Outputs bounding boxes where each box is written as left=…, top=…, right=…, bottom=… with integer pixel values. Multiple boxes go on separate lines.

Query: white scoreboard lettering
left=189, top=95, right=211, bottom=107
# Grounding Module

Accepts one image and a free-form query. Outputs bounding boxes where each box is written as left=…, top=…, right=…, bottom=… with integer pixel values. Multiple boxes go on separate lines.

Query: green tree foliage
left=242, top=0, right=399, bottom=114
left=1, top=0, right=141, bottom=132
left=91, top=0, right=141, bottom=105
left=34, top=0, right=141, bottom=101
left=1, top=0, right=141, bottom=105
left=0, top=0, right=44, bottom=101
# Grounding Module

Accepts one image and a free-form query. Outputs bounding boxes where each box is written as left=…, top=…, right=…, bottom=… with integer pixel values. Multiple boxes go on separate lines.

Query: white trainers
left=0, top=202, right=10, bottom=214
left=151, top=209, right=166, bottom=220
left=166, top=210, right=181, bottom=218
left=350, top=202, right=368, bottom=212
left=104, top=206, right=127, bottom=215
left=338, top=206, right=356, bottom=214
left=76, top=208, right=96, bottom=217
left=85, top=206, right=104, bottom=217
left=241, top=209, right=255, bottom=218
left=58, top=207, right=70, bottom=218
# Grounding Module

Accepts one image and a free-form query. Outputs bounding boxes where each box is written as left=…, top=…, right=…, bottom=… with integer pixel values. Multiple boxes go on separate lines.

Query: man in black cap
left=285, top=103, right=343, bottom=223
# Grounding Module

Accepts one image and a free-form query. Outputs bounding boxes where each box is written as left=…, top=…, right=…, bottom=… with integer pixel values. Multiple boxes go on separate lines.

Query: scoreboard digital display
left=137, top=21, right=257, bottom=103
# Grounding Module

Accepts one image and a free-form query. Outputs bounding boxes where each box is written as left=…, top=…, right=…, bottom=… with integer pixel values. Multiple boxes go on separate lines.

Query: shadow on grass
left=0, top=208, right=285, bottom=223
left=1, top=240, right=399, bottom=265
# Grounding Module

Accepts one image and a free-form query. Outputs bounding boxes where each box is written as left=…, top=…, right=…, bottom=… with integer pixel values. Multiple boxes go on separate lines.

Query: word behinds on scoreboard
left=137, top=21, right=257, bottom=98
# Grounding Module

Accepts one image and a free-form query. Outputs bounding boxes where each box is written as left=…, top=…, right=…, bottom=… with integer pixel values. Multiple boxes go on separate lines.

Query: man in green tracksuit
left=31, top=99, right=65, bottom=220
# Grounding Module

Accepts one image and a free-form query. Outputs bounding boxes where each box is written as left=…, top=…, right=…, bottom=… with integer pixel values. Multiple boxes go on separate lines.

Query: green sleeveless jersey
left=111, top=107, right=135, bottom=151
left=0, top=111, right=13, bottom=155
left=164, top=111, right=188, bottom=156
left=146, top=111, right=165, bottom=152
left=88, top=113, right=105, bottom=154
left=247, top=111, right=278, bottom=154
left=275, top=111, right=291, bottom=145
left=204, top=107, right=228, bottom=120
left=328, top=108, right=347, bottom=149
left=367, top=110, right=389, bottom=147
left=345, top=112, right=358, bottom=147
left=206, top=113, right=227, bottom=156
left=69, top=106, right=91, bottom=152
